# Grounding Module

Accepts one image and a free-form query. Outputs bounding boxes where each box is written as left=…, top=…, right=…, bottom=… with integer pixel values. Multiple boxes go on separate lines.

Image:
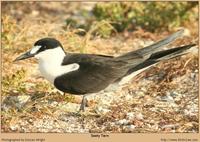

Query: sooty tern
left=14, top=29, right=196, bottom=111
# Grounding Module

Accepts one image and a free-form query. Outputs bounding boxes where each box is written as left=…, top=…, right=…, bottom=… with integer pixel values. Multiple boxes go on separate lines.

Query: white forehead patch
left=30, top=45, right=42, bottom=54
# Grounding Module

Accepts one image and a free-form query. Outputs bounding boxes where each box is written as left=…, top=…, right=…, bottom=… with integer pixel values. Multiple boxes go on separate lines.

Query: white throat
left=35, top=47, right=79, bottom=83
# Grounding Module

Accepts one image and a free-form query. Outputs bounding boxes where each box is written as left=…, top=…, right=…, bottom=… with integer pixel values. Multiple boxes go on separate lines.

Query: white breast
left=35, top=47, right=79, bottom=83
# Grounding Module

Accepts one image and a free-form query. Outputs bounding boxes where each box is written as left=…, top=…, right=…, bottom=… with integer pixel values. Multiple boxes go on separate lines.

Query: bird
left=14, top=29, right=196, bottom=111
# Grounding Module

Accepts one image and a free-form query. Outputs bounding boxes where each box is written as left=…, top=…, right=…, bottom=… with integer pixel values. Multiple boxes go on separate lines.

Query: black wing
left=54, top=53, right=128, bottom=94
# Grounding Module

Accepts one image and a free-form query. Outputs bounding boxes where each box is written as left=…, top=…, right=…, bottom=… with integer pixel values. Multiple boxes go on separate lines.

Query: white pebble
left=126, top=112, right=135, bottom=120
left=136, top=113, right=143, bottom=120
left=127, top=125, right=136, bottom=131
left=116, top=119, right=129, bottom=125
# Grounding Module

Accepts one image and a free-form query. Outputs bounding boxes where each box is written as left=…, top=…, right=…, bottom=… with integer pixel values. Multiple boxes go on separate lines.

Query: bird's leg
left=79, top=95, right=87, bottom=112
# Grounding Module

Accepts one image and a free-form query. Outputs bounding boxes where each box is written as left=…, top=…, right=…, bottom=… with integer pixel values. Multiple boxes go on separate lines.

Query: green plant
left=2, top=69, right=27, bottom=96
left=93, top=2, right=131, bottom=32
left=2, top=15, right=19, bottom=50
left=132, top=2, right=198, bottom=32
left=92, top=2, right=198, bottom=32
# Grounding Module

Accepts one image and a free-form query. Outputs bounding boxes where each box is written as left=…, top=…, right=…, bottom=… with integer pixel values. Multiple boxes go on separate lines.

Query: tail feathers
left=125, top=44, right=196, bottom=76
left=149, top=44, right=196, bottom=61
left=117, top=29, right=184, bottom=61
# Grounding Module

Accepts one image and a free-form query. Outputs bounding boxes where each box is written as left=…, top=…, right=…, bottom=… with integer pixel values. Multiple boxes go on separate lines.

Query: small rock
left=126, top=125, right=136, bottom=131
left=10, top=125, right=18, bottom=131
left=125, top=94, right=133, bottom=101
left=49, top=101, right=58, bottom=107
left=126, top=112, right=135, bottom=120
left=17, top=95, right=30, bottom=104
left=95, top=106, right=110, bottom=115
left=2, top=95, right=30, bottom=110
left=116, top=119, right=129, bottom=125
left=169, top=91, right=182, bottom=102
left=136, top=113, right=143, bottom=120
left=184, top=109, right=196, bottom=117
left=159, top=95, right=174, bottom=102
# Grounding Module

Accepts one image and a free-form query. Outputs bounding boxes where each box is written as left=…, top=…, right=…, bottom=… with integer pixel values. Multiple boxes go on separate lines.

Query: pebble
left=49, top=101, right=58, bottom=107
left=116, top=119, right=129, bottom=125
left=126, top=125, right=136, bottom=131
left=136, top=113, right=143, bottom=120
left=125, top=94, right=133, bottom=101
left=169, top=91, right=182, bottom=102
left=17, top=95, right=30, bottom=104
left=159, top=95, right=174, bottom=102
left=10, top=125, right=18, bottom=131
left=2, top=95, right=30, bottom=110
left=95, top=106, right=110, bottom=115
left=126, top=112, right=135, bottom=120
left=184, top=109, right=196, bottom=116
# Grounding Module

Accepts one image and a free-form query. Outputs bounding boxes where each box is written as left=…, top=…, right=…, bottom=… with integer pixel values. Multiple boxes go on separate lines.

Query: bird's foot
left=78, top=96, right=87, bottom=111
left=79, top=104, right=85, bottom=112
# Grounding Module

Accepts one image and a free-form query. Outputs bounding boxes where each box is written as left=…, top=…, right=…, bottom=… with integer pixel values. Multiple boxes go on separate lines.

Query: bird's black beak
left=14, top=51, right=35, bottom=62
